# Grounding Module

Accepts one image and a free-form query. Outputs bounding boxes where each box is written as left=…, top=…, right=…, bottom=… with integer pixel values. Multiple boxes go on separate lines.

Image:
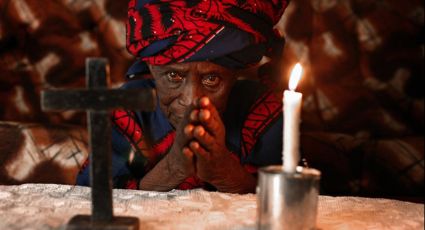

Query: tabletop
left=0, top=184, right=423, bottom=230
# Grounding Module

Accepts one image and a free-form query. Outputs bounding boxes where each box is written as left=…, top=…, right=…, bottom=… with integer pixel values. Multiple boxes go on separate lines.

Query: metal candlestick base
left=257, top=166, right=321, bottom=230
left=66, top=215, right=139, bottom=230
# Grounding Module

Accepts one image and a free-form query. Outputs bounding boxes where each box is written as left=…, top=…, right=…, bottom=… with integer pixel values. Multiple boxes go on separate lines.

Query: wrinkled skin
left=149, top=61, right=237, bottom=128
left=140, top=62, right=256, bottom=193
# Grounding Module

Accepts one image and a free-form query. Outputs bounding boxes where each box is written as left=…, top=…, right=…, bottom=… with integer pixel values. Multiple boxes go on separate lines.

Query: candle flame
left=289, top=63, right=303, bottom=91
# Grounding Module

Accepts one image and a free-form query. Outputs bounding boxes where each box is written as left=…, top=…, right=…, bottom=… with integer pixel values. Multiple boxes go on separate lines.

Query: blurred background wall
left=0, top=0, right=130, bottom=124
left=0, top=0, right=423, bottom=198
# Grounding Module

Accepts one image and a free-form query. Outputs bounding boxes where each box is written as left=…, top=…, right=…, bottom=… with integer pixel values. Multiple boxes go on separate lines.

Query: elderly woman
left=77, top=0, right=289, bottom=194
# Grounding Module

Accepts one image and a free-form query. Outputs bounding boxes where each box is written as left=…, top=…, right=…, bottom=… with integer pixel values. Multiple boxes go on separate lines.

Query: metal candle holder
left=257, top=166, right=321, bottom=230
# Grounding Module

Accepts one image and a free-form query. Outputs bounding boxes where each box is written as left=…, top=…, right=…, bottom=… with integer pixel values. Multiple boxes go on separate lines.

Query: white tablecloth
left=0, top=184, right=423, bottom=230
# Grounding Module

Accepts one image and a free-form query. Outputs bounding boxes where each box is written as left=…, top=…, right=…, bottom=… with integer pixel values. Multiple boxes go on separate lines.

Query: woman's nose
left=178, top=83, right=201, bottom=106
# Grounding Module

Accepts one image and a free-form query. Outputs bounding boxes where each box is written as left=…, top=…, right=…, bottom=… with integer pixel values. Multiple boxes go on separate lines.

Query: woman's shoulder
left=224, top=80, right=282, bottom=155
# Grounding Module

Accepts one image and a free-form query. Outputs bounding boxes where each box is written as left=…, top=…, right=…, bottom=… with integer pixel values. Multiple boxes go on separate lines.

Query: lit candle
left=283, top=63, right=303, bottom=173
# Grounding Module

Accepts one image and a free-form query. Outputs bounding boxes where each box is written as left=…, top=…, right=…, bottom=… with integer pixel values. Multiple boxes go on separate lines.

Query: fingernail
left=201, top=97, right=210, bottom=107
left=195, top=126, right=205, bottom=136
left=190, top=141, right=199, bottom=149
left=184, top=125, right=194, bottom=135
left=183, top=147, right=193, bottom=158
left=200, top=109, right=211, bottom=121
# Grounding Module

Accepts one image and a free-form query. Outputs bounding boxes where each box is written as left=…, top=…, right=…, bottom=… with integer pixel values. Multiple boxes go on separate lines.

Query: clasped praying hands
left=179, top=97, right=256, bottom=193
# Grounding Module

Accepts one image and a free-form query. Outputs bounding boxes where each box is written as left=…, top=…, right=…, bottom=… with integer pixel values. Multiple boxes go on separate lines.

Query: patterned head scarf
left=126, top=0, right=289, bottom=75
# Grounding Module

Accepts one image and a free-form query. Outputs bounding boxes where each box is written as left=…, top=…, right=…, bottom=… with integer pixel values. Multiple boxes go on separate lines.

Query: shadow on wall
left=0, top=122, right=89, bottom=185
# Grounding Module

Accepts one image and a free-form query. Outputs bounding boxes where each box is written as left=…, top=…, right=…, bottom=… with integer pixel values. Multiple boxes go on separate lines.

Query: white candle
left=283, top=63, right=303, bottom=173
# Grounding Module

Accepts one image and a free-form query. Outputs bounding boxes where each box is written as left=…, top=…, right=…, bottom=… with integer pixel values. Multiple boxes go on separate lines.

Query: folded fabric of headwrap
left=126, top=0, right=289, bottom=76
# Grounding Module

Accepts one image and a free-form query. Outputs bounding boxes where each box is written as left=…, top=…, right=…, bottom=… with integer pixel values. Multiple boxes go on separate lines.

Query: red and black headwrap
left=126, top=0, right=289, bottom=75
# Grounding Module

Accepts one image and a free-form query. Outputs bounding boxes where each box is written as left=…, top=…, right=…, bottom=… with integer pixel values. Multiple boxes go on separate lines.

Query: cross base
left=66, top=215, right=139, bottom=230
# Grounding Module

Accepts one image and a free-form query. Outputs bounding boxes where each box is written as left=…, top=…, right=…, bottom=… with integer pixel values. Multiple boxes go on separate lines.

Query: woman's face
left=148, top=61, right=238, bottom=128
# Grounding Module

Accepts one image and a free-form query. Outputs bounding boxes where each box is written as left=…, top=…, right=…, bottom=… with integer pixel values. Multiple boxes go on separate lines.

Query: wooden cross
left=42, top=58, right=156, bottom=229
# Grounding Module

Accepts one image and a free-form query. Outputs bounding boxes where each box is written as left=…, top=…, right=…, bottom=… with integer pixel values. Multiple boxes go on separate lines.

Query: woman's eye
left=166, top=71, right=183, bottom=83
left=202, top=75, right=221, bottom=87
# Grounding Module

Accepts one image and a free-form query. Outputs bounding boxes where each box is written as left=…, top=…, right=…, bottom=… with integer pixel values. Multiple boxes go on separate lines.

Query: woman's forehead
left=149, top=61, right=235, bottom=73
